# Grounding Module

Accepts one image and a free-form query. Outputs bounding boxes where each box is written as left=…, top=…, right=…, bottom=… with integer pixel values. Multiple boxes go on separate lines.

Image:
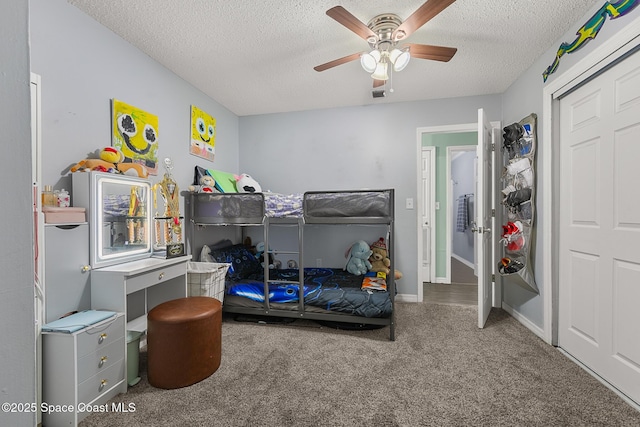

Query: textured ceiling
left=67, top=0, right=598, bottom=116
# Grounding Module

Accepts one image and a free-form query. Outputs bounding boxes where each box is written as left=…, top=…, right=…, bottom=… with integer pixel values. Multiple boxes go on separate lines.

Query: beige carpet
left=80, top=303, right=639, bottom=426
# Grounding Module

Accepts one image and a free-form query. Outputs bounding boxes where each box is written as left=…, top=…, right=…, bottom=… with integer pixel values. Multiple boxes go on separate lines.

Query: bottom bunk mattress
left=224, top=268, right=392, bottom=318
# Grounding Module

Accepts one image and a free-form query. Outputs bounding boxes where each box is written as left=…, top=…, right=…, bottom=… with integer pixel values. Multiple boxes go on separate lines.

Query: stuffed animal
left=188, top=174, right=217, bottom=193
left=235, top=173, right=262, bottom=193
left=369, top=238, right=391, bottom=275
left=345, top=240, right=373, bottom=276
left=70, top=158, right=117, bottom=174
left=117, top=162, right=149, bottom=178
left=99, top=146, right=124, bottom=164
left=71, top=147, right=148, bottom=178
left=368, top=237, right=403, bottom=280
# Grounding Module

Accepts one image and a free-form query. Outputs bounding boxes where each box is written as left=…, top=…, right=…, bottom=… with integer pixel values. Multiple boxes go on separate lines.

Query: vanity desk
left=91, top=255, right=191, bottom=332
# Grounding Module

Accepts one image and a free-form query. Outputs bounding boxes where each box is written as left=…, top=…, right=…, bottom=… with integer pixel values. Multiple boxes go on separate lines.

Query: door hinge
left=491, top=209, right=495, bottom=217
left=491, top=143, right=496, bottom=152
left=491, top=274, right=495, bottom=282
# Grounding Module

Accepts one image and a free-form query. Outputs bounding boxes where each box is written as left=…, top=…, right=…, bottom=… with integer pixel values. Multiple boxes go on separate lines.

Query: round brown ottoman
left=147, top=296, right=222, bottom=389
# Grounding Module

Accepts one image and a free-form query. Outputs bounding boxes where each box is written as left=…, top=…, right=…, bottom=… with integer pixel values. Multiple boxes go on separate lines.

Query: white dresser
left=42, top=314, right=125, bottom=427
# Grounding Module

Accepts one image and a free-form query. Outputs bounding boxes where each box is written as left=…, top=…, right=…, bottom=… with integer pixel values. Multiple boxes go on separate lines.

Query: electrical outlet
left=316, top=258, right=322, bottom=267
left=406, top=198, right=414, bottom=209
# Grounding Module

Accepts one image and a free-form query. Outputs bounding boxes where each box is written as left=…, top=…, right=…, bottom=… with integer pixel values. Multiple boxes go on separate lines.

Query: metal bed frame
left=185, top=189, right=396, bottom=341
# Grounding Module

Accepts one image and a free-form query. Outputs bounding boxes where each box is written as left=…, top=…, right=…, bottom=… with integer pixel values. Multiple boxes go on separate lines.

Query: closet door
left=558, top=49, right=640, bottom=405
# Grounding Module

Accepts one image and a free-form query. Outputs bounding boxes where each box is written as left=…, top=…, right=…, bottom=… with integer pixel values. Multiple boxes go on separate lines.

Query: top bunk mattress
left=189, top=189, right=394, bottom=224
left=303, top=190, right=393, bottom=223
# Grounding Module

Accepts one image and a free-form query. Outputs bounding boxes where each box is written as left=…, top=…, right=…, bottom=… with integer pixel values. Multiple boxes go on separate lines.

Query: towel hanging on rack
left=456, top=195, right=470, bottom=232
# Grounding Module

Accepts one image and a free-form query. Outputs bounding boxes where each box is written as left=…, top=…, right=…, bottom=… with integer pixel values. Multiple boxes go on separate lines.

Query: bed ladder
left=262, top=217, right=304, bottom=314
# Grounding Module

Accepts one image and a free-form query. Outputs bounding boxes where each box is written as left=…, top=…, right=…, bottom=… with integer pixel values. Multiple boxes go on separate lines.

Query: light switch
left=435, top=202, right=440, bottom=210
left=406, top=198, right=414, bottom=209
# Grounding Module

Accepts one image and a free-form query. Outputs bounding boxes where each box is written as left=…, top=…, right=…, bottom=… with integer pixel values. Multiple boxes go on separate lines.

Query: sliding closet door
left=558, top=49, right=640, bottom=405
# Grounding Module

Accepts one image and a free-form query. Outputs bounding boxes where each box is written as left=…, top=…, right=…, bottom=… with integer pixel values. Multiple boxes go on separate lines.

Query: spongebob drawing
left=190, top=105, right=216, bottom=161
left=112, top=99, right=159, bottom=175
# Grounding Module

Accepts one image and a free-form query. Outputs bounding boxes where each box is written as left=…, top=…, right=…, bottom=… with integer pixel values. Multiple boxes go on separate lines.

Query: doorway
left=416, top=125, right=477, bottom=304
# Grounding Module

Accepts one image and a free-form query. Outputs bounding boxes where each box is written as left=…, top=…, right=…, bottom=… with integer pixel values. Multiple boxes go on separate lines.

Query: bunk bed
left=185, top=189, right=396, bottom=340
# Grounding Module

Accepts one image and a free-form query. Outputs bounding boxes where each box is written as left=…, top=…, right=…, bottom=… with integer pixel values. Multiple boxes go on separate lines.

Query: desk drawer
left=77, top=336, right=125, bottom=384
left=126, top=262, right=185, bottom=294
left=78, top=358, right=125, bottom=405
left=77, top=315, right=124, bottom=358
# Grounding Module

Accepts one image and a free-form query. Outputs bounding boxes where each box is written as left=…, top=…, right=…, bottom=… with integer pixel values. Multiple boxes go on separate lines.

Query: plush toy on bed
left=345, top=240, right=373, bottom=276
left=368, top=237, right=403, bottom=280
left=369, top=238, right=391, bottom=274
left=235, top=173, right=262, bottom=193
left=188, top=174, right=218, bottom=193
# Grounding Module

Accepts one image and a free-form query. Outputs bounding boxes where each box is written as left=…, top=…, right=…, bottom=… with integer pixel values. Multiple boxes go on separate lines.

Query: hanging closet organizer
left=498, top=113, right=539, bottom=294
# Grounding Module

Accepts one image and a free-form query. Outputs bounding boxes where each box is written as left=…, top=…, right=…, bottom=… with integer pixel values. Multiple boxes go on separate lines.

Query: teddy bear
left=368, top=237, right=403, bottom=280
left=188, top=174, right=218, bottom=193
left=369, top=237, right=391, bottom=274
left=345, top=240, right=372, bottom=276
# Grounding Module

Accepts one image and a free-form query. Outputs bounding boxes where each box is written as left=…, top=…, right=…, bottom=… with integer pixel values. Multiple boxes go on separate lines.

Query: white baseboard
left=395, top=293, right=418, bottom=303
left=501, top=302, right=547, bottom=343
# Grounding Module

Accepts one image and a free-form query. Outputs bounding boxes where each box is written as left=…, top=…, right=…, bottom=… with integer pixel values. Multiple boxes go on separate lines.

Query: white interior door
left=558, top=50, right=640, bottom=405
left=421, top=147, right=435, bottom=283
left=476, top=108, right=493, bottom=328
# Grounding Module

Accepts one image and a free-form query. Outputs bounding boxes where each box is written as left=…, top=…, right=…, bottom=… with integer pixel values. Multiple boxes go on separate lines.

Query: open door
left=421, top=147, right=435, bottom=283
left=476, top=108, right=494, bottom=328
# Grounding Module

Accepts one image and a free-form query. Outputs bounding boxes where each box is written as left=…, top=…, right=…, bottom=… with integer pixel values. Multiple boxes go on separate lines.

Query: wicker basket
left=187, top=262, right=230, bottom=303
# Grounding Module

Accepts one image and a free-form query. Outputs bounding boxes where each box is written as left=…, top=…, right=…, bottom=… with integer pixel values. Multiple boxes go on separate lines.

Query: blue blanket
left=226, top=268, right=392, bottom=318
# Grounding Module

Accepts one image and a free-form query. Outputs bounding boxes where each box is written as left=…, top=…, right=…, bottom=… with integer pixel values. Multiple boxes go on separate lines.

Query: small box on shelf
left=42, top=206, right=86, bottom=223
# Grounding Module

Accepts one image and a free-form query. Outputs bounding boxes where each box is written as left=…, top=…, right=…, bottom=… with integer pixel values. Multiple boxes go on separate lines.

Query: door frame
left=416, top=122, right=498, bottom=302
left=542, top=15, right=640, bottom=345
left=416, top=124, right=475, bottom=302
left=420, top=146, right=436, bottom=284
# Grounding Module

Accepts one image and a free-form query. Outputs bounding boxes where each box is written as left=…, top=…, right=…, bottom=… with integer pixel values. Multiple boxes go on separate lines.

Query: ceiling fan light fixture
left=371, top=62, right=389, bottom=81
left=391, top=48, right=411, bottom=72
left=360, top=49, right=380, bottom=73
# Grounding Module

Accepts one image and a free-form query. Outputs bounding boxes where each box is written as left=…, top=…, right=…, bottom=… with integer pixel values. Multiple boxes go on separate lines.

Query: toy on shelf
left=70, top=147, right=149, bottom=178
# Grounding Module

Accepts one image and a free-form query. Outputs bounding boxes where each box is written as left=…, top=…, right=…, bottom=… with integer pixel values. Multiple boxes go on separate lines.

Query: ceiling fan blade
left=314, top=52, right=363, bottom=72
left=373, top=79, right=385, bottom=88
left=393, top=0, right=456, bottom=41
left=406, top=43, right=457, bottom=62
left=326, top=6, right=377, bottom=41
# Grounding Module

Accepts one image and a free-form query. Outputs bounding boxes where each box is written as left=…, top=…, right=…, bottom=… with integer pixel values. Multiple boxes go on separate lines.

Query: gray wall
left=30, top=0, right=241, bottom=209
left=239, top=97, right=502, bottom=296
left=0, top=1, right=36, bottom=426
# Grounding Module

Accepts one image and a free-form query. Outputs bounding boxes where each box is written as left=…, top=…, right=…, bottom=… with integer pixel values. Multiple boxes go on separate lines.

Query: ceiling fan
left=314, top=0, right=458, bottom=91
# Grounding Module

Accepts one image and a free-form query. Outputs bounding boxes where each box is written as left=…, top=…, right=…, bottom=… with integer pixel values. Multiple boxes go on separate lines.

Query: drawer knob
left=98, top=333, right=107, bottom=343
left=99, top=356, right=108, bottom=367
left=158, top=272, right=165, bottom=280
left=81, top=265, right=91, bottom=272
left=99, top=379, right=108, bottom=391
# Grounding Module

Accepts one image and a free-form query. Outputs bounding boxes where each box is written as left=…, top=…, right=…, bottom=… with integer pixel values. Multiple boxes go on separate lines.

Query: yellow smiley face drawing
left=112, top=99, right=159, bottom=174
left=190, top=105, right=216, bottom=161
